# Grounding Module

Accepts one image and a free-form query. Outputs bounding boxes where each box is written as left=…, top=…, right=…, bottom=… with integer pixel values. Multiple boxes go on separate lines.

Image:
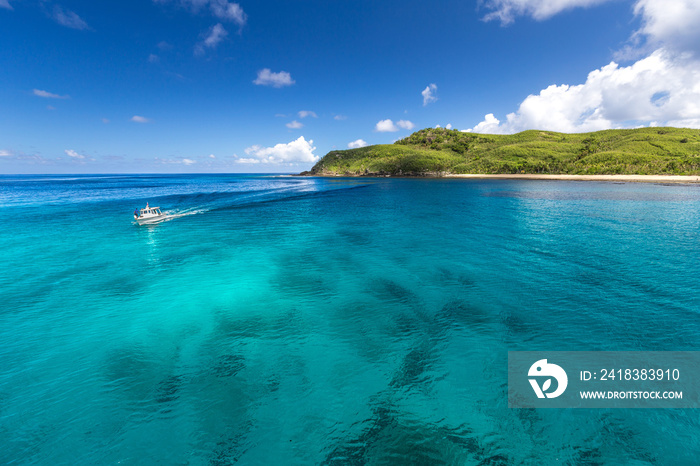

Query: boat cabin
left=138, top=206, right=162, bottom=217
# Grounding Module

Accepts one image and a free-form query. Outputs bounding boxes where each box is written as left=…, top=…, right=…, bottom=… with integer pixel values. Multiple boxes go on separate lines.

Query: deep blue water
left=1, top=174, right=699, bottom=464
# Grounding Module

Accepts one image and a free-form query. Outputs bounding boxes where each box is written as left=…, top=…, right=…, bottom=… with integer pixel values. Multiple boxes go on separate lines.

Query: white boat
left=134, top=203, right=165, bottom=225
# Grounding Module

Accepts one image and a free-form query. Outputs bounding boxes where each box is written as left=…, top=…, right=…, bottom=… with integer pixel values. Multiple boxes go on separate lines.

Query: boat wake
left=162, top=208, right=209, bottom=220
left=132, top=177, right=370, bottom=225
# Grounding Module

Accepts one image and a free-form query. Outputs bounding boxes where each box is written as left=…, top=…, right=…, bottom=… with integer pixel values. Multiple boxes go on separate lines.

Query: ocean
left=1, top=174, right=699, bottom=464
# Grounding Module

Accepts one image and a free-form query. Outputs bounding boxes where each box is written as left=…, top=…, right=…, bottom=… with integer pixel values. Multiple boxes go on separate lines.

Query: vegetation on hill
left=306, top=127, right=700, bottom=176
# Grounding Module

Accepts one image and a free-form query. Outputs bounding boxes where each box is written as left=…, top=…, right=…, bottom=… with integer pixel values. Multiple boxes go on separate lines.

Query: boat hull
left=136, top=214, right=165, bottom=225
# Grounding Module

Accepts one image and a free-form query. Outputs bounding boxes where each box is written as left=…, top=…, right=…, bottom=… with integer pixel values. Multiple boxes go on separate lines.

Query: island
left=301, top=127, right=700, bottom=180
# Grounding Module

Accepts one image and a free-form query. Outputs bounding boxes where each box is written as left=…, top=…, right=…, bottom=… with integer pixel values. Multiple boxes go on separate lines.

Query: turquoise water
left=1, top=174, right=699, bottom=464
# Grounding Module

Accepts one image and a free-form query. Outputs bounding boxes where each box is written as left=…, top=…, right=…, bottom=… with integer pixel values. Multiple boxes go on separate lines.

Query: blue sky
left=1, top=0, right=699, bottom=173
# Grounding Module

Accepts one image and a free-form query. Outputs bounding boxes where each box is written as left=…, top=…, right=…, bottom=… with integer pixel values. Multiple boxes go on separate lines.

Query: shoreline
left=443, top=174, right=700, bottom=183
left=301, top=173, right=700, bottom=183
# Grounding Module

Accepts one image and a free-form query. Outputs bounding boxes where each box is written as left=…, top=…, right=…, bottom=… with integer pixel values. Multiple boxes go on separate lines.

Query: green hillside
left=306, top=127, right=700, bottom=176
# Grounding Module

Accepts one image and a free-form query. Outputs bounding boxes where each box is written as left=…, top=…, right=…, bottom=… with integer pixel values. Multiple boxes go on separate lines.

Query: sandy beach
left=443, top=174, right=700, bottom=183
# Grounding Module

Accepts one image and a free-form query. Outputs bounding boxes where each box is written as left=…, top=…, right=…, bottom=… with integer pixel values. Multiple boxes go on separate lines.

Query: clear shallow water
left=1, top=174, right=699, bottom=464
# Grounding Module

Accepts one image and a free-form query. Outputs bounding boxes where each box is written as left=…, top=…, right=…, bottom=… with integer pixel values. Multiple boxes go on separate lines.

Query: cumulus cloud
left=0, top=149, right=13, bottom=156
left=334, top=115, right=347, bottom=120
left=480, top=0, right=611, bottom=25
left=65, top=149, right=85, bottom=159
left=480, top=0, right=700, bottom=56
left=243, top=136, right=318, bottom=164
left=286, top=120, right=303, bottom=129
left=182, top=158, right=196, bottom=165
left=472, top=0, right=700, bottom=134
left=397, top=120, right=415, bottom=130
left=131, top=115, right=151, bottom=123
left=33, top=89, right=69, bottom=99
left=422, top=83, right=438, bottom=106
left=0, top=1, right=13, bottom=10
left=632, top=0, right=700, bottom=54
left=375, top=119, right=398, bottom=132
left=53, top=5, right=90, bottom=30
left=470, top=49, right=700, bottom=133
left=253, top=69, right=295, bottom=88
left=155, top=0, right=247, bottom=27
left=375, top=119, right=415, bottom=132
left=298, top=110, right=318, bottom=118
left=195, top=23, right=227, bottom=55
left=348, top=139, right=369, bottom=149
left=470, top=114, right=502, bottom=133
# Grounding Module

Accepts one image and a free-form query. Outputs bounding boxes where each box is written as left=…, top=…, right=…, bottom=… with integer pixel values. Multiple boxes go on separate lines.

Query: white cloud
left=131, top=115, right=151, bottom=123
left=480, top=0, right=611, bottom=25
left=334, top=115, right=347, bottom=120
left=33, top=89, right=69, bottom=99
left=472, top=0, right=700, bottom=133
left=0, top=149, right=12, bottom=156
left=253, top=69, right=295, bottom=88
left=243, top=136, right=318, bottom=164
left=375, top=119, right=398, bottom=132
left=422, top=83, right=438, bottom=106
left=209, top=0, right=246, bottom=26
left=0, top=0, right=13, bottom=11
left=633, top=0, right=700, bottom=54
left=204, top=23, right=227, bottom=47
left=480, top=0, right=700, bottom=56
left=65, top=149, right=85, bottom=159
left=446, top=123, right=453, bottom=130
left=53, top=6, right=90, bottom=30
left=348, top=139, right=368, bottom=149
left=155, top=0, right=247, bottom=27
left=155, top=156, right=206, bottom=166
left=286, top=120, right=303, bottom=129
left=375, top=119, right=415, bottom=132
left=471, top=114, right=502, bottom=133
left=470, top=49, right=700, bottom=133
left=195, top=23, right=228, bottom=55
left=209, top=154, right=216, bottom=158
left=235, top=157, right=261, bottom=164
left=298, top=110, right=318, bottom=118
left=397, top=120, right=415, bottom=130
left=148, top=54, right=159, bottom=63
